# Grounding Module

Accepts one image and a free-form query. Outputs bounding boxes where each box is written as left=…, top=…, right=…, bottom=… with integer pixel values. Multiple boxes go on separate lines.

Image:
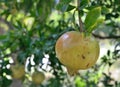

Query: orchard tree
left=0, top=0, right=120, bottom=87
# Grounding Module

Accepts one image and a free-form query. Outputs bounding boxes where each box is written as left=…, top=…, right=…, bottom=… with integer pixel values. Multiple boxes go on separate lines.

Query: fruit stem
left=67, top=67, right=78, bottom=76
left=77, top=0, right=83, bottom=32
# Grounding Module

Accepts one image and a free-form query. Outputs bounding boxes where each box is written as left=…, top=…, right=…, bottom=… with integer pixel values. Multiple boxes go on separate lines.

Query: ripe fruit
left=32, top=71, right=45, bottom=85
left=55, top=31, right=99, bottom=75
left=11, top=64, right=25, bottom=79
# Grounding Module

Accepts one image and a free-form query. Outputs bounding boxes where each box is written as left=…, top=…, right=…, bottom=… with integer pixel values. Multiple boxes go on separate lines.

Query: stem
left=77, top=0, right=83, bottom=32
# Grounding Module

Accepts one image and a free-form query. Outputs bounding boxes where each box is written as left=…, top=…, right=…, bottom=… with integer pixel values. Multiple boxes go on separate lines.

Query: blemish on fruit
left=86, top=63, right=89, bottom=67
left=82, top=55, right=85, bottom=59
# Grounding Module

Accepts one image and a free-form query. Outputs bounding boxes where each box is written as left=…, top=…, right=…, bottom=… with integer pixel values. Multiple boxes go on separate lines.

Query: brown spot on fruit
left=86, top=63, right=89, bottom=67
left=82, top=55, right=85, bottom=59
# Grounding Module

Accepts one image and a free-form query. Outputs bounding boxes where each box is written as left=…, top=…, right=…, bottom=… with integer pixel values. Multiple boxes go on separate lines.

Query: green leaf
left=2, top=77, right=12, bottom=87
left=85, top=7, right=101, bottom=32
left=102, top=7, right=110, bottom=14
left=115, top=0, right=120, bottom=5
left=117, top=5, right=120, bottom=12
left=56, top=4, right=68, bottom=12
left=0, top=35, right=7, bottom=40
left=59, top=0, right=72, bottom=4
left=87, top=17, right=104, bottom=31
left=107, top=50, right=110, bottom=56
left=75, top=76, right=86, bottom=87
left=56, top=0, right=72, bottom=12
left=66, top=4, right=76, bottom=12
left=80, top=0, right=89, bottom=10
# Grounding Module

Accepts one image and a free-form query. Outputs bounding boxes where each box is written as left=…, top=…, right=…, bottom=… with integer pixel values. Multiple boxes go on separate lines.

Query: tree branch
left=77, top=0, right=83, bottom=32
left=92, top=33, right=120, bottom=39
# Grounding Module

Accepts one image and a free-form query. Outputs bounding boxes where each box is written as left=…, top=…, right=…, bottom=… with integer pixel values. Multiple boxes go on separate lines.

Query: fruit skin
left=55, top=31, right=99, bottom=75
left=11, top=64, right=25, bottom=79
left=32, top=71, right=45, bottom=85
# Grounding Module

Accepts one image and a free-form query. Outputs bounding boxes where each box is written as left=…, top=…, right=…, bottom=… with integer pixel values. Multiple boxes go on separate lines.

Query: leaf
left=117, top=6, right=120, bottom=12
left=56, top=4, right=68, bottom=12
left=56, top=0, right=72, bottom=12
left=66, top=4, right=76, bottom=12
left=87, top=17, right=104, bottom=31
left=59, top=0, right=72, bottom=4
left=85, top=7, right=101, bottom=32
left=80, top=0, right=89, bottom=10
left=102, top=7, right=110, bottom=14
left=0, top=35, right=7, bottom=40
left=81, top=0, right=89, bottom=5
left=107, top=50, right=110, bottom=56
left=2, top=77, right=12, bottom=87
left=115, top=0, right=120, bottom=5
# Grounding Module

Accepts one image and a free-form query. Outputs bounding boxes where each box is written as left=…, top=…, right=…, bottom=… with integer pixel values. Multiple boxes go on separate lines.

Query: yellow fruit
left=32, top=71, right=45, bottom=85
left=11, top=64, right=25, bottom=79
left=55, top=31, right=99, bottom=75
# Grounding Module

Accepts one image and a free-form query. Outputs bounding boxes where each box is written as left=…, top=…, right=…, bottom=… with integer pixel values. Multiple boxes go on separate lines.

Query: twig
left=77, top=0, right=83, bottom=32
left=92, top=33, right=120, bottom=39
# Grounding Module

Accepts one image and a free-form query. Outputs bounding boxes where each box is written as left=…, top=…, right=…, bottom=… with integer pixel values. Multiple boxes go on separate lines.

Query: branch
left=92, top=33, right=120, bottom=39
left=77, top=0, right=83, bottom=32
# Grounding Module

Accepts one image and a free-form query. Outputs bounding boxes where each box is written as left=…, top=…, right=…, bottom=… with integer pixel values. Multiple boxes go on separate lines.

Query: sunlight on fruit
left=55, top=31, right=100, bottom=75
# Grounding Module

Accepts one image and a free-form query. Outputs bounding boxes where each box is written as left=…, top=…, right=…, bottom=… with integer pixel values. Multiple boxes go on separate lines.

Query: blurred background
left=0, top=0, right=120, bottom=87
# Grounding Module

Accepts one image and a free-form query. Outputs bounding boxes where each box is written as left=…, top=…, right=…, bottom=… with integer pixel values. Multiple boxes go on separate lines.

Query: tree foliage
left=0, top=0, right=120, bottom=87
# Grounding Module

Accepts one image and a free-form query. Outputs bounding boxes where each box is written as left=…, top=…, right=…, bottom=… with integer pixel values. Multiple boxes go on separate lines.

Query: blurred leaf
left=0, top=35, right=7, bottom=40
left=85, top=7, right=101, bottom=32
left=56, top=4, right=68, bottom=12
left=75, top=76, right=86, bottom=87
left=101, top=56, right=108, bottom=63
left=2, top=77, right=12, bottom=87
left=58, top=0, right=72, bottom=5
left=80, top=0, right=89, bottom=10
left=107, top=50, right=110, bottom=56
left=81, top=0, right=89, bottom=5
left=66, top=4, right=76, bottom=12
left=87, top=17, right=104, bottom=31
left=101, top=7, right=110, bottom=14
left=56, top=0, right=72, bottom=12
left=114, top=0, right=120, bottom=5
left=117, top=6, right=120, bottom=12
left=2, top=68, right=11, bottom=75
left=48, top=78, right=62, bottom=87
